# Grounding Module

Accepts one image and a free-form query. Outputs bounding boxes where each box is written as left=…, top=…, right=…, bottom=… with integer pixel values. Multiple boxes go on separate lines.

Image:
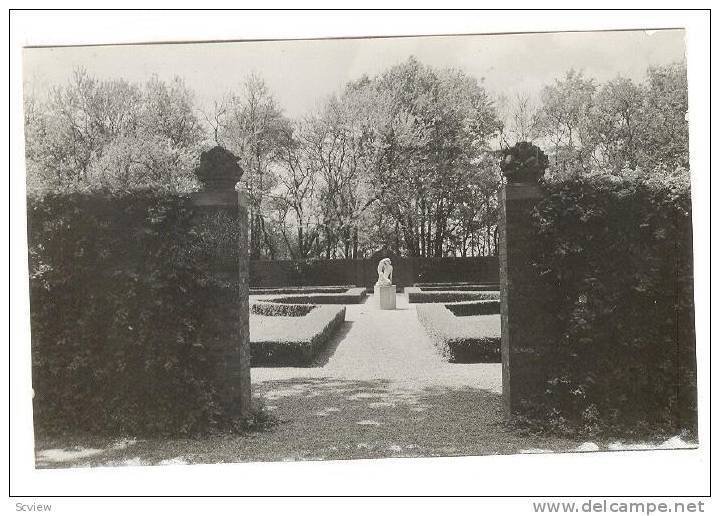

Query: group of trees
left=24, top=57, right=689, bottom=260
left=497, top=63, right=688, bottom=177
left=195, top=58, right=504, bottom=259
left=25, top=69, right=204, bottom=195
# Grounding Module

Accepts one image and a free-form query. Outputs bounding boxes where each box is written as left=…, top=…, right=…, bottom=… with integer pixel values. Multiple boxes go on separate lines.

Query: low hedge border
left=250, top=305, right=346, bottom=366
left=444, top=299, right=500, bottom=316
left=416, top=304, right=501, bottom=363
left=406, top=287, right=500, bottom=304
left=250, top=285, right=355, bottom=295
left=415, top=284, right=499, bottom=292
left=250, top=302, right=315, bottom=317
left=255, top=287, right=367, bottom=305
left=414, top=282, right=479, bottom=286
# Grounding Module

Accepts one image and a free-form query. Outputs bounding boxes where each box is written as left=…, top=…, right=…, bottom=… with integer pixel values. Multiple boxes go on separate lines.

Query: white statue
left=376, top=258, right=393, bottom=286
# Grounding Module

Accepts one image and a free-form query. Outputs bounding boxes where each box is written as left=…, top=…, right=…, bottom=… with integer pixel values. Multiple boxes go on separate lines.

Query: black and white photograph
left=8, top=8, right=711, bottom=510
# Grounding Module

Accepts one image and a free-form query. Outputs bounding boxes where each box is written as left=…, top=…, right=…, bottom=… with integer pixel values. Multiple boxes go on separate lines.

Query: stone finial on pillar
left=196, top=146, right=244, bottom=191
left=500, top=141, right=549, bottom=184
left=498, top=142, right=549, bottom=420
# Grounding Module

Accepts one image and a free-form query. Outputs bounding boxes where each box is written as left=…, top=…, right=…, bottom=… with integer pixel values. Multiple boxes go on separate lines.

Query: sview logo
left=15, top=503, right=52, bottom=512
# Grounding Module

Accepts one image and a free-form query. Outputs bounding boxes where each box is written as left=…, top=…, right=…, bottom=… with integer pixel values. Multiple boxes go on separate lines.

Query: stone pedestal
left=374, top=284, right=396, bottom=310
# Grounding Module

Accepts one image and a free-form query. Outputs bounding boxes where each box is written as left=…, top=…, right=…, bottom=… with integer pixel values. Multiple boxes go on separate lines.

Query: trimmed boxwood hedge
left=250, top=302, right=315, bottom=317
left=250, top=305, right=346, bottom=366
left=250, top=285, right=354, bottom=295
left=416, top=304, right=500, bottom=363
left=414, top=282, right=478, bottom=287
left=405, top=287, right=500, bottom=304
left=27, top=191, right=246, bottom=436
left=445, top=300, right=500, bottom=316
left=524, top=171, right=696, bottom=435
left=259, top=287, right=367, bottom=305
left=414, top=284, right=500, bottom=292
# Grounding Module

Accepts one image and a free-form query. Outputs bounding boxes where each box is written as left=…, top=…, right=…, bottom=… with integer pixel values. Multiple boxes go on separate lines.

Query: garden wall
left=250, top=256, right=499, bottom=288
left=27, top=187, right=250, bottom=436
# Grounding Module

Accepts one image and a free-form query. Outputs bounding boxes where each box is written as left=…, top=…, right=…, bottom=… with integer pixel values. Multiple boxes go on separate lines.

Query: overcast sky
left=23, top=29, right=686, bottom=118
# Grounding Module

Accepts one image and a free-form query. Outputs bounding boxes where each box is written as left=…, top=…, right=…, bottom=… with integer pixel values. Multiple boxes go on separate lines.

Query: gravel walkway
left=228, top=292, right=582, bottom=462
left=36, top=293, right=584, bottom=468
left=252, top=293, right=502, bottom=391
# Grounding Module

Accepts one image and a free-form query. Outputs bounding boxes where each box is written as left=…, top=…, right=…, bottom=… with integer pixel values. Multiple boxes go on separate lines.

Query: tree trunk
left=426, top=211, right=433, bottom=258
left=395, top=222, right=401, bottom=254
left=250, top=212, right=262, bottom=260
left=434, top=201, right=445, bottom=257
left=352, top=226, right=358, bottom=259
left=420, top=199, right=426, bottom=257
left=325, top=228, right=332, bottom=259
left=297, top=225, right=304, bottom=258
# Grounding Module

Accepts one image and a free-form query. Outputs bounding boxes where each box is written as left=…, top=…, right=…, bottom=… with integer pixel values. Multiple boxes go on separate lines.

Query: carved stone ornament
left=195, top=146, right=244, bottom=190
left=500, top=142, right=549, bottom=183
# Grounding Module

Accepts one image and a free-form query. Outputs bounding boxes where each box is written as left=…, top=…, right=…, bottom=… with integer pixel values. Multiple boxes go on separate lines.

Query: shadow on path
left=37, top=376, right=582, bottom=468
left=311, top=321, right=354, bottom=367
left=237, top=376, right=581, bottom=462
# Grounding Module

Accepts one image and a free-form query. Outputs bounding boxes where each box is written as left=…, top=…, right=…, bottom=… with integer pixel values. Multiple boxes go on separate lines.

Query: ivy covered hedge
left=27, top=191, right=246, bottom=436
left=525, top=171, right=696, bottom=435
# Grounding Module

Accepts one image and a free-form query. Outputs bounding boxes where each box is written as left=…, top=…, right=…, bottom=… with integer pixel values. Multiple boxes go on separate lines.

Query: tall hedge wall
left=27, top=191, right=243, bottom=436
left=526, top=171, right=696, bottom=435
left=250, top=256, right=499, bottom=289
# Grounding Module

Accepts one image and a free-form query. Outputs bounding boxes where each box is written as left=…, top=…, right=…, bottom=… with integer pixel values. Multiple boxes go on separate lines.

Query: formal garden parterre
left=23, top=47, right=697, bottom=467
left=249, top=301, right=346, bottom=366
left=416, top=301, right=501, bottom=363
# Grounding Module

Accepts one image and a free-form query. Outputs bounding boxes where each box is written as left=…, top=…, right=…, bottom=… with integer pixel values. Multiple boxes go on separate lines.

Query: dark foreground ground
left=36, top=377, right=585, bottom=468
left=34, top=295, right=695, bottom=468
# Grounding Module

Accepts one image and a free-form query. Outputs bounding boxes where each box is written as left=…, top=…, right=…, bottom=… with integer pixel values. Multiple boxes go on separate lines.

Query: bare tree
left=272, top=123, right=320, bottom=259
left=497, top=92, right=541, bottom=147
left=214, top=74, right=290, bottom=259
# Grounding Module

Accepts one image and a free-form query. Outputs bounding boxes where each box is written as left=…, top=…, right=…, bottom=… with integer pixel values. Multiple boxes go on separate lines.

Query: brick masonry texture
left=499, top=183, right=557, bottom=419
left=189, top=187, right=252, bottom=419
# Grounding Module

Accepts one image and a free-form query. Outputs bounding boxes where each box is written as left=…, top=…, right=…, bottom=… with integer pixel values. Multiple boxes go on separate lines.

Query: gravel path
left=253, top=293, right=502, bottom=391
left=36, top=293, right=584, bottom=467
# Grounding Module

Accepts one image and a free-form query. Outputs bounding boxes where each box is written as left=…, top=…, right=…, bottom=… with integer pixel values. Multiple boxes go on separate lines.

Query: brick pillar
left=498, top=143, right=549, bottom=420
left=191, top=146, right=252, bottom=420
